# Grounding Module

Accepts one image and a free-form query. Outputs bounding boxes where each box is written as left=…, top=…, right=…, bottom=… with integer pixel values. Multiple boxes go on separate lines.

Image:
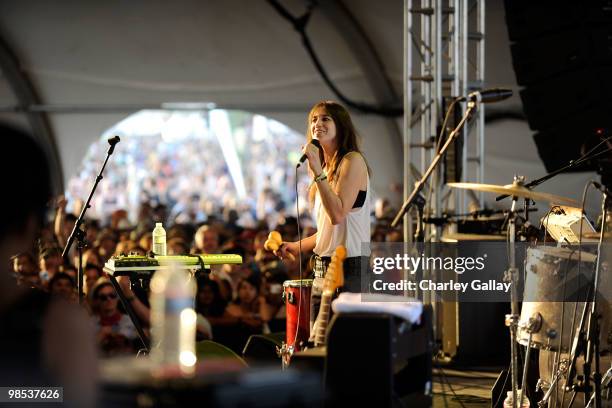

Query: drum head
left=283, top=279, right=313, bottom=288
left=527, top=246, right=597, bottom=263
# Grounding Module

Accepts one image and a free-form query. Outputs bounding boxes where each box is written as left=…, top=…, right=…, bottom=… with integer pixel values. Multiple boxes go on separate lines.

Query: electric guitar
left=313, top=246, right=346, bottom=347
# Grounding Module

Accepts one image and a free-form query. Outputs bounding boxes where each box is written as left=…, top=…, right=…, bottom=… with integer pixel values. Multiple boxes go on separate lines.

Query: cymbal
left=441, top=233, right=506, bottom=242
left=447, top=182, right=578, bottom=205
left=581, top=231, right=612, bottom=239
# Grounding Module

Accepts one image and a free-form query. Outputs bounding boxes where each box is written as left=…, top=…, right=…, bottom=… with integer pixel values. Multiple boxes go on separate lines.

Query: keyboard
left=104, top=254, right=242, bottom=275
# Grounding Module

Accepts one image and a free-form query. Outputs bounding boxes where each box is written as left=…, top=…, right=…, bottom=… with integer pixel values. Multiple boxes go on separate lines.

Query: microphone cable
left=292, top=164, right=304, bottom=350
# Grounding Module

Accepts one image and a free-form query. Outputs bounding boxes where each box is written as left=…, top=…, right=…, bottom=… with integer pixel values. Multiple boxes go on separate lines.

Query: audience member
left=195, top=277, right=229, bottom=325
left=0, top=123, right=96, bottom=406
left=48, top=272, right=77, bottom=302
left=38, top=246, right=63, bottom=287
left=90, top=278, right=139, bottom=356
left=11, top=252, right=41, bottom=288
left=192, top=224, right=219, bottom=254
left=226, top=276, right=271, bottom=330
left=83, top=263, right=102, bottom=294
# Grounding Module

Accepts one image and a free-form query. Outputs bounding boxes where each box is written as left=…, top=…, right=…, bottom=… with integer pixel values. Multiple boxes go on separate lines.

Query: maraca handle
left=278, top=243, right=296, bottom=261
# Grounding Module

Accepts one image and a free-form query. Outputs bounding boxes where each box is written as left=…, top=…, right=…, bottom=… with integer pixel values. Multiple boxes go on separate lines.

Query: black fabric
left=0, top=289, right=54, bottom=386
left=312, top=254, right=368, bottom=292
left=351, top=189, right=367, bottom=209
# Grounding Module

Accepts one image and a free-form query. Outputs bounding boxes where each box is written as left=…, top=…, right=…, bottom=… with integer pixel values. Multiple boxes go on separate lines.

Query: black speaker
left=503, top=0, right=612, bottom=172
left=325, top=308, right=433, bottom=408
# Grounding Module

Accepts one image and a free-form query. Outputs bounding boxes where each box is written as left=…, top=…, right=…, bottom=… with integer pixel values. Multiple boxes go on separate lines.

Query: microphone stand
left=62, top=137, right=119, bottom=304
left=391, top=99, right=477, bottom=236
left=564, top=191, right=607, bottom=408
left=495, top=139, right=612, bottom=202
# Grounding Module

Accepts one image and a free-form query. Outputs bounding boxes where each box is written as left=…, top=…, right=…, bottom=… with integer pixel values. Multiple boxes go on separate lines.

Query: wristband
left=314, top=171, right=327, bottom=183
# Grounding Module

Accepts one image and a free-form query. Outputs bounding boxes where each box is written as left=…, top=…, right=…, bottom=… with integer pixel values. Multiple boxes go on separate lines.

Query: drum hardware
left=517, top=246, right=602, bottom=352
left=276, top=342, right=294, bottom=370
left=520, top=313, right=543, bottom=336
left=564, top=191, right=608, bottom=408
left=520, top=331, right=534, bottom=408
left=535, top=378, right=549, bottom=394
left=517, top=315, right=541, bottom=408
left=585, top=367, right=611, bottom=408
left=505, top=190, right=521, bottom=408
left=449, top=175, right=572, bottom=408
left=538, top=358, right=569, bottom=408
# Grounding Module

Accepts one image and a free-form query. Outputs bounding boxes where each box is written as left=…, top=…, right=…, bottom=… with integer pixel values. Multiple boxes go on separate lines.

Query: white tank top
left=313, top=174, right=371, bottom=258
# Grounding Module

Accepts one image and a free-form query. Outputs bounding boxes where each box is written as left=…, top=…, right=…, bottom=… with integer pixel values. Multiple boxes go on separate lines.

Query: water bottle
left=149, top=265, right=197, bottom=375
left=152, top=222, right=167, bottom=256
left=503, top=389, right=530, bottom=408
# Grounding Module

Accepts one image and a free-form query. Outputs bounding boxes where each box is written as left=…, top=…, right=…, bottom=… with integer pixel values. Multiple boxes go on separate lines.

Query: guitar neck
left=314, top=292, right=333, bottom=347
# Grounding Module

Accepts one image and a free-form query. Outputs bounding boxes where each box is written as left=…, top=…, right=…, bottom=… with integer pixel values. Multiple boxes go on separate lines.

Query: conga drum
left=283, top=279, right=312, bottom=351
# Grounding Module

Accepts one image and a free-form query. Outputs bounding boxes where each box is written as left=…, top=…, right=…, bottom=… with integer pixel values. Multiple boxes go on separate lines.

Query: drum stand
left=505, top=191, right=522, bottom=408
left=505, top=176, right=534, bottom=408
left=277, top=343, right=293, bottom=370
left=562, top=192, right=608, bottom=408
left=536, top=359, right=569, bottom=407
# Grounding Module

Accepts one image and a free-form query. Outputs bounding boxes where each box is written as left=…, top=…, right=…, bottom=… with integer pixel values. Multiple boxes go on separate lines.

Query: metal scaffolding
left=403, top=0, right=486, bottom=241
left=403, top=0, right=486, bottom=356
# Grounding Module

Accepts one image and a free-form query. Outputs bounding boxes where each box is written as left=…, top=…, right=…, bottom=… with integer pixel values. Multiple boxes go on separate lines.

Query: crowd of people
left=11, top=192, right=400, bottom=357
left=64, top=110, right=311, bottom=231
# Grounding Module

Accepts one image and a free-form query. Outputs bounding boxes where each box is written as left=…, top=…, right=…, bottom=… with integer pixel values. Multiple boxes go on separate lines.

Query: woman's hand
left=302, top=142, right=323, bottom=176
left=274, top=241, right=299, bottom=261
left=117, top=275, right=134, bottom=297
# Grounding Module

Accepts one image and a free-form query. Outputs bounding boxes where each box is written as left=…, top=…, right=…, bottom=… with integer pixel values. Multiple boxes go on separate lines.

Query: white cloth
left=331, top=292, right=423, bottom=324
left=313, top=158, right=371, bottom=258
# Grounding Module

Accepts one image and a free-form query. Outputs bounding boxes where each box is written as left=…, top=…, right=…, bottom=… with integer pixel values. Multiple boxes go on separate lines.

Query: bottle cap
left=156, top=222, right=162, bottom=227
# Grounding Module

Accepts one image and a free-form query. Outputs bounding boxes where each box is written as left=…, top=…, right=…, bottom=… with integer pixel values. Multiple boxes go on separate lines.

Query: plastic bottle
left=503, top=390, right=530, bottom=408
left=152, top=222, right=167, bottom=256
left=149, top=265, right=197, bottom=375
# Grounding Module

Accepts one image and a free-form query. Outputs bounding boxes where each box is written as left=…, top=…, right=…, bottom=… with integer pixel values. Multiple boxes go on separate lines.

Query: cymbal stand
left=504, top=179, right=522, bottom=408
left=519, top=313, right=542, bottom=407
left=520, top=332, right=533, bottom=408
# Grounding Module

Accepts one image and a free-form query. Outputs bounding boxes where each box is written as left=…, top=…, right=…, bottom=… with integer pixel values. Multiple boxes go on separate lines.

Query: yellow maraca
left=264, top=231, right=295, bottom=261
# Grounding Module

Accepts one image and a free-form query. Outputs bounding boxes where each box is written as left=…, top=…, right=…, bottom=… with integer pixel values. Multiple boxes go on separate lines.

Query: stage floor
left=432, top=368, right=499, bottom=407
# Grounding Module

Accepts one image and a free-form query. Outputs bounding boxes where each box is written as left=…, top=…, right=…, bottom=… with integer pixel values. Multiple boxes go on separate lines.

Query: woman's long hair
left=306, top=101, right=369, bottom=203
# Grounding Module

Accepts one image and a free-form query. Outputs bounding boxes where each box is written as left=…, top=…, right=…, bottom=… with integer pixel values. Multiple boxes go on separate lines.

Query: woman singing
left=277, top=101, right=371, bottom=335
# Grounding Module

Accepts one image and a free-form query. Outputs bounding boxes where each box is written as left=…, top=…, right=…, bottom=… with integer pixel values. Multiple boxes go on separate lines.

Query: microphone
left=466, top=88, right=513, bottom=103
left=107, top=135, right=120, bottom=154
left=297, top=139, right=321, bottom=168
